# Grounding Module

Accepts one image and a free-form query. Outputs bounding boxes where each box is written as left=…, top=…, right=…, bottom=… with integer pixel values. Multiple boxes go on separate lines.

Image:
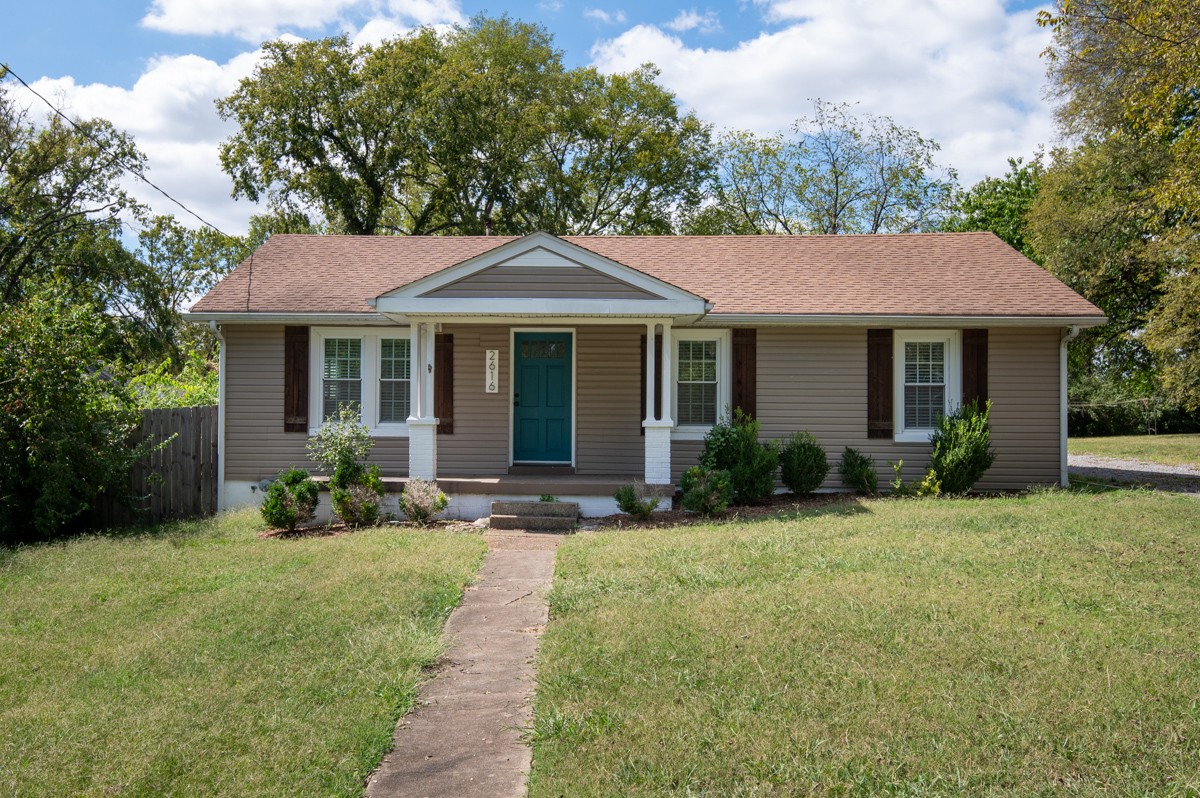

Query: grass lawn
left=0, top=509, right=485, bottom=798
left=1069, top=433, right=1200, bottom=468
left=530, top=490, right=1200, bottom=797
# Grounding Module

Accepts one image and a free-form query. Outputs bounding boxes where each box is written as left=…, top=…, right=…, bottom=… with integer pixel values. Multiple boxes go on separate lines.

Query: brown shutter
left=962, top=329, right=988, bottom=407
left=435, top=333, right=454, bottom=434
left=731, top=328, right=757, bottom=418
left=867, top=329, right=893, bottom=439
left=284, top=326, right=309, bottom=433
left=639, top=333, right=663, bottom=435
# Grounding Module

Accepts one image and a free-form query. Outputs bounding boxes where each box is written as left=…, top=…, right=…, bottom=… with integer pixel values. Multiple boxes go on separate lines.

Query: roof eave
left=697, top=313, right=1109, bottom=328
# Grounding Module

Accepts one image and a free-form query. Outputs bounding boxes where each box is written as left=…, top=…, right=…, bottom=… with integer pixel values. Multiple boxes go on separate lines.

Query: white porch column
left=407, top=321, right=438, bottom=480
left=643, top=320, right=674, bottom=485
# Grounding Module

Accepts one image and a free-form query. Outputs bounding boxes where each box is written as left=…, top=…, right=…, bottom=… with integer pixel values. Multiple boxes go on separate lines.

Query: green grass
left=530, top=491, right=1200, bottom=797
left=0, top=509, right=485, bottom=798
left=1070, top=433, right=1200, bottom=467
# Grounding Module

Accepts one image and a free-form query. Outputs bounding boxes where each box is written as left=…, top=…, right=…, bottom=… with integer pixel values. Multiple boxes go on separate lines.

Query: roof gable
left=419, top=247, right=659, bottom=300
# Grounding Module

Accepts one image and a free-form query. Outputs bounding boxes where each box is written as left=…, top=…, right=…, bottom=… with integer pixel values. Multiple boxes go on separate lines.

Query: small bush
left=260, top=467, right=319, bottom=531
left=779, top=432, right=829, bottom=495
left=838, top=447, right=878, bottom=494
left=700, top=407, right=779, bottom=504
left=929, top=400, right=997, bottom=494
left=680, top=466, right=734, bottom=516
left=889, top=460, right=914, bottom=497
left=539, top=494, right=557, bottom=503
left=331, top=464, right=384, bottom=528
left=613, top=482, right=661, bottom=520
left=401, top=478, right=449, bottom=525
left=916, top=468, right=942, bottom=497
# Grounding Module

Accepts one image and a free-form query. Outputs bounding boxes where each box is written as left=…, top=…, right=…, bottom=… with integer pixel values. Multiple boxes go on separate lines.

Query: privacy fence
left=94, top=405, right=219, bottom=527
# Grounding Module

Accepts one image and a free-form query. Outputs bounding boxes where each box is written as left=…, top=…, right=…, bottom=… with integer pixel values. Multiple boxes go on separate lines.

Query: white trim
left=893, top=329, right=962, bottom=443
left=377, top=232, right=708, bottom=304
left=378, top=297, right=707, bottom=317
left=1061, top=325, right=1081, bottom=486
left=186, top=312, right=391, bottom=325
left=701, top=314, right=1107, bottom=328
left=509, top=328, right=577, bottom=467
left=671, top=328, right=732, bottom=441
left=309, top=325, right=413, bottom=437
left=215, top=322, right=227, bottom=511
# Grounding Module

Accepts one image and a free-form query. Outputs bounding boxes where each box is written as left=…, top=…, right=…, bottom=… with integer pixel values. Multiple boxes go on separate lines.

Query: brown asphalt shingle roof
left=190, top=232, right=1103, bottom=319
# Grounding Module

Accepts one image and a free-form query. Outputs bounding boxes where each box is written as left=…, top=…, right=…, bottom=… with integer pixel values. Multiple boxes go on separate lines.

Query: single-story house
left=188, top=231, right=1105, bottom=517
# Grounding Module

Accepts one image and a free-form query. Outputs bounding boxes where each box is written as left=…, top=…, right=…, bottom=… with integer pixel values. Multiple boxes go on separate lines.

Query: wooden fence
left=94, top=405, right=219, bottom=527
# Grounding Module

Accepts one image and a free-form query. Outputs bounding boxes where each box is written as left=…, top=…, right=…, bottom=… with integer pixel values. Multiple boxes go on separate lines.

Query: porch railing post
left=643, top=319, right=673, bottom=486
left=408, top=321, right=438, bottom=480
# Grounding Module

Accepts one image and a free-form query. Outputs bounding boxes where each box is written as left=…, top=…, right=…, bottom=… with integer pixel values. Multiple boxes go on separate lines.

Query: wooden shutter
left=283, top=326, right=309, bottom=433
left=867, top=329, right=893, bottom=439
left=731, top=328, right=757, bottom=419
left=962, top=329, right=988, bottom=407
left=639, top=334, right=663, bottom=435
left=435, top=333, right=454, bottom=434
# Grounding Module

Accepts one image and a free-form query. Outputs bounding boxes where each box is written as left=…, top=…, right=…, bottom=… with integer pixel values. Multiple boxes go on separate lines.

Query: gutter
left=211, top=320, right=227, bottom=512
left=1060, top=325, right=1082, bottom=486
left=186, top=312, right=393, bottom=325
left=700, top=314, right=1108, bottom=328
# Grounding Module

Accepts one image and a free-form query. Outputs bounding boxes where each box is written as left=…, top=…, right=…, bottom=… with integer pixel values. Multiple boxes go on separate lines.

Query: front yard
left=530, top=490, right=1200, bottom=796
left=0, top=509, right=485, bottom=797
left=1069, top=433, right=1200, bottom=468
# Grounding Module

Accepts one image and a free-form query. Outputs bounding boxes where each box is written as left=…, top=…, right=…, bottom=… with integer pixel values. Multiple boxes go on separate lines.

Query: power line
left=2, top=62, right=237, bottom=241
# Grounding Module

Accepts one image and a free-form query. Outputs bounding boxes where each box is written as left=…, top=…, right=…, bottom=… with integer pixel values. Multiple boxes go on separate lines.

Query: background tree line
left=3, top=4, right=1197, bottom=539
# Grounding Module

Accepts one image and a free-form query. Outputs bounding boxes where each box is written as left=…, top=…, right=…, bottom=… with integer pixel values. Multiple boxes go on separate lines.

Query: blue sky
left=2, top=0, right=1056, bottom=235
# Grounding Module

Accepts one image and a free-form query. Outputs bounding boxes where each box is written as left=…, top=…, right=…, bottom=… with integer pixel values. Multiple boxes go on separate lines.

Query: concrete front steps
left=489, top=500, right=580, bottom=532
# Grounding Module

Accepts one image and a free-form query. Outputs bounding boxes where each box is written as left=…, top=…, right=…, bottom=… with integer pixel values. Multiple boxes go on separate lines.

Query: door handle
left=513, top=392, right=520, bottom=407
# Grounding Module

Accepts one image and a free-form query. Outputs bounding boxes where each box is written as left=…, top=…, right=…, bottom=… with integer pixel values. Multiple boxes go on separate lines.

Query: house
left=188, top=231, right=1105, bottom=517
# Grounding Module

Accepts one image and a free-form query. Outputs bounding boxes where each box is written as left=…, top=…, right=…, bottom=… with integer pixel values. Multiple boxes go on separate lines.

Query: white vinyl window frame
left=672, top=328, right=732, bottom=441
left=893, top=329, right=961, bottom=443
left=309, top=326, right=412, bottom=437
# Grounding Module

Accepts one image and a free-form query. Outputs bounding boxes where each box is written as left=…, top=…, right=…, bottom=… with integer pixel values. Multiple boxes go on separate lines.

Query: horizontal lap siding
left=670, top=326, right=1061, bottom=490
left=576, top=326, right=644, bottom=476
left=425, top=260, right=655, bottom=299
left=223, top=325, right=408, bottom=481
left=436, top=325, right=511, bottom=475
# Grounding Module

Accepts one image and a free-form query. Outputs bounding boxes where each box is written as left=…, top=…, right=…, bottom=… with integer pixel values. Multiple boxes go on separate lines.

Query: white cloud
left=591, top=0, right=1054, bottom=185
left=142, top=0, right=464, bottom=42
left=584, top=8, right=629, bottom=25
left=30, top=51, right=266, bottom=235
left=665, top=9, right=721, bottom=34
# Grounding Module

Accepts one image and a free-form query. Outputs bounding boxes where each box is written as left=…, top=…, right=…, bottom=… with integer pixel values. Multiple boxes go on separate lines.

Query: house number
left=485, top=349, right=498, bottom=393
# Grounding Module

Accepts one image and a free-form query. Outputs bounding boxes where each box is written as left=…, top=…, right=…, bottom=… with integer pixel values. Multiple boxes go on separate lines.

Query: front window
left=322, top=338, right=361, bottom=420
left=378, top=338, right=411, bottom=423
left=677, top=339, right=718, bottom=426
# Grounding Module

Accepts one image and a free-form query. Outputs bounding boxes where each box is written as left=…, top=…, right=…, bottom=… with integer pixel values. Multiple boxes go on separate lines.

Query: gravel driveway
left=1068, top=454, right=1200, bottom=494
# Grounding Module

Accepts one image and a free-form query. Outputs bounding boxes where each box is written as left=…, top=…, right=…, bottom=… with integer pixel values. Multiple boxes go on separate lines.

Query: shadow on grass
left=704, top=496, right=873, bottom=527
left=1, top=511, right=239, bottom=559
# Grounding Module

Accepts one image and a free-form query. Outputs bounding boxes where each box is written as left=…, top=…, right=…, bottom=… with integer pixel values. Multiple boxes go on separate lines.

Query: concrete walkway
left=365, top=531, right=560, bottom=798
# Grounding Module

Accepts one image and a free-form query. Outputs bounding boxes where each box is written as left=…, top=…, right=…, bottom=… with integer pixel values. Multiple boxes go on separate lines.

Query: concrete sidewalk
left=365, top=531, right=560, bottom=798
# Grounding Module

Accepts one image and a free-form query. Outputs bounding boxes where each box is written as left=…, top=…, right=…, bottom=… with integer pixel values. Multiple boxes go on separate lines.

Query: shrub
left=889, top=460, right=914, bottom=497
left=929, top=400, right=996, bottom=494
left=401, top=478, right=449, bottom=525
left=331, top=464, right=384, bottom=528
left=680, top=466, right=734, bottom=516
left=308, top=407, right=383, bottom=526
left=779, top=432, right=829, bottom=495
left=613, top=482, right=661, bottom=520
left=260, top=467, right=319, bottom=531
left=838, top=447, right=878, bottom=494
left=916, top=468, right=942, bottom=497
left=700, top=407, right=779, bottom=504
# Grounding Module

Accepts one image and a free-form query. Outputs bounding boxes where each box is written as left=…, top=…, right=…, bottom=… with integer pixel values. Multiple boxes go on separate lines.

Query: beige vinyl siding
left=436, top=325, right=511, bottom=475
left=222, top=325, right=408, bottom=481
left=575, top=325, right=644, bottom=475
left=671, top=326, right=1061, bottom=490
left=423, top=250, right=657, bottom=300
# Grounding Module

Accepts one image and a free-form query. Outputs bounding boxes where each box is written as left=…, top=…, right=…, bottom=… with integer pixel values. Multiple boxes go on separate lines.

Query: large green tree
left=217, top=17, right=711, bottom=236
left=1039, top=0, right=1200, bottom=409
left=683, top=100, right=957, bottom=235
left=942, top=155, right=1044, bottom=260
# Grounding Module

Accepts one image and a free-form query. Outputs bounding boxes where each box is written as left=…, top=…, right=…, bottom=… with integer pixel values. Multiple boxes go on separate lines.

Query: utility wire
left=2, top=63, right=236, bottom=241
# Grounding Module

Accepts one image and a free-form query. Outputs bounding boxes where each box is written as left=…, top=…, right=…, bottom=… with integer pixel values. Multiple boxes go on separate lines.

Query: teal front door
left=513, top=332, right=573, bottom=463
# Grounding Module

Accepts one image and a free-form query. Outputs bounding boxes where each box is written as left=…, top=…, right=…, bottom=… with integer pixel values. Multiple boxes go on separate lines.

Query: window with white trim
left=894, top=330, right=960, bottom=442
left=673, top=329, right=732, bottom=439
left=311, top=328, right=412, bottom=436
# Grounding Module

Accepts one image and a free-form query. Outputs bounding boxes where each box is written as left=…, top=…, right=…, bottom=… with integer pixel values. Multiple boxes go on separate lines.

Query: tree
left=1039, top=0, right=1200, bottom=409
left=217, top=17, right=711, bottom=236
left=683, top=100, right=956, bottom=235
left=942, top=155, right=1044, bottom=260
left=0, top=294, right=146, bottom=542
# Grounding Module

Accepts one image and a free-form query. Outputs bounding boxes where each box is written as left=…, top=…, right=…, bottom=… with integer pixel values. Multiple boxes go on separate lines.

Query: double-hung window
left=893, top=330, right=960, bottom=442
left=673, top=329, right=732, bottom=439
left=311, top=328, right=412, bottom=436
